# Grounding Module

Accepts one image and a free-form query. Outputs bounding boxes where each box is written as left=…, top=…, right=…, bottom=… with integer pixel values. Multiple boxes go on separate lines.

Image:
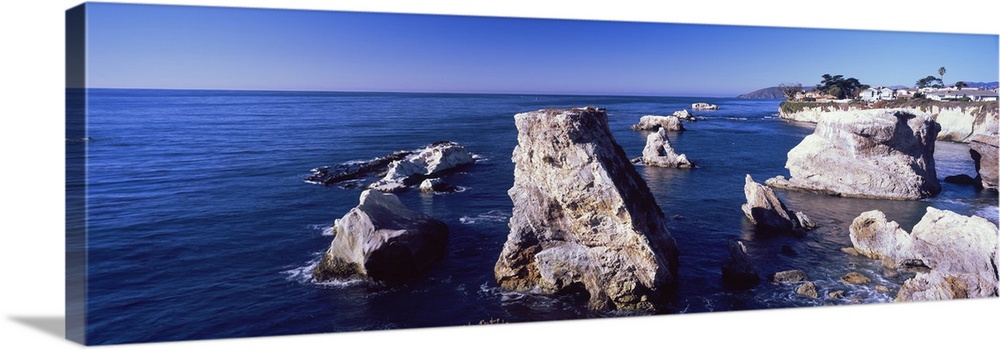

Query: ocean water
left=75, top=89, right=999, bottom=344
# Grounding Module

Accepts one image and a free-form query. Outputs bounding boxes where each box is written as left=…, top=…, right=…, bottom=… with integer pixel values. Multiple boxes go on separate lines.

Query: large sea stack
left=494, top=107, right=680, bottom=311
left=766, top=109, right=940, bottom=200
left=313, top=190, right=449, bottom=285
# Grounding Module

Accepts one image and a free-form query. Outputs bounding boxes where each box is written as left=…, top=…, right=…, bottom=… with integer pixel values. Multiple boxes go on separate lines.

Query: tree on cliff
left=955, top=81, right=967, bottom=89
left=938, top=67, right=947, bottom=86
left=816, top=74, right=868, bottom=99
left=916, top=75, right=944, bottom=88
left=779, top=83, right=804, bottom=100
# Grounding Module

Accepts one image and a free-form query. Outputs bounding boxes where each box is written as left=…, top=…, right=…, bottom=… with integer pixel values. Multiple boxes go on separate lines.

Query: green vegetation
left=815, top=74, right=869, bottom=99
left=916, top=75, right=944, bottom=88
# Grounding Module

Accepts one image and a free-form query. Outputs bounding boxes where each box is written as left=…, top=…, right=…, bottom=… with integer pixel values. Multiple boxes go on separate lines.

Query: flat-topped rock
left=766, top=109, right=940, bottom=200
left=369, top=141, right=474, bottom=193
left=494, top=107, right=680, bottom=311
left=312, top=190, right=449, bottom=285
left=630, top=113, right=686, bottom=131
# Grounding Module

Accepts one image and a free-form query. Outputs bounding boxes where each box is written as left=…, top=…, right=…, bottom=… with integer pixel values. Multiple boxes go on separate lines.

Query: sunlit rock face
left=494, top=107, right=680, bottom=311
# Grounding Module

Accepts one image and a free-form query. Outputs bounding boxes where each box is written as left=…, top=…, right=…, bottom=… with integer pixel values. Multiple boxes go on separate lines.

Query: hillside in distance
left=737, top=86, right=814, bottom=99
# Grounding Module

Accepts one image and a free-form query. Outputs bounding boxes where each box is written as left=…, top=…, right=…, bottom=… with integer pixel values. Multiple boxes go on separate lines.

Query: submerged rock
left=765, top=109, right=940, bottom=200
left=721, top=240, right=760, bottom=289
left=741, top=175, right=814, bottom=233
left=849, top=207, right=998, bottom=301
left=312, top=190, right=449, bottom=285
left=494, top=107, right=680, bottom=311
left=639, top=129, right=694, bottom=168
left=369, top=141, right=474, bottom=193
left=630, top=111, right=689, bottom=131
left=796, top=281, right=819, bottom=298
left=771, top=269, right=809, bottom=283
left=840, top=272, right=871, bottom=285
left=969, top=134, right=998, bottom=189
left=943, top=174, right=981, bottom=186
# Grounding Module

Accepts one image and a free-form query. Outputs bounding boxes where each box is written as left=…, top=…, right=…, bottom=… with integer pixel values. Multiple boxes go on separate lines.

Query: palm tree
left=938, top=67, right=946, bottom=86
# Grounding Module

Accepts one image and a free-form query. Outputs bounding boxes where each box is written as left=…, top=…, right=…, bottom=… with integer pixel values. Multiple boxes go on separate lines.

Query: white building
left=859, top=87, right=895, bottom=102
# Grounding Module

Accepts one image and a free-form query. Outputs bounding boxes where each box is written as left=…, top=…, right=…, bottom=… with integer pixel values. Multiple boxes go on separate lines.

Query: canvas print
left=65, top=2, right=1000, bottom=346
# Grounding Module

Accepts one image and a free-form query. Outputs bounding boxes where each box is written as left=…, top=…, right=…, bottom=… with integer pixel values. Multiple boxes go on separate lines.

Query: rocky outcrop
left=494, top=107, right=680, bottom=311
left=848, top=208, right=999, bottom=301
left=305, top=150, right=413, bottom=186
left=691, top=102, right=718, bottom=110
left=778, top=101, right=998, bottom=143
left=418, top=178, right=453, bottom=193
left=312, top=190, right=449, bottom=285
left=741, top=175, right=814, bottom=232
left=969, top=134, right=998, bottom=189
left=368, top=141, right=474, bottom=193
left=630, top=112, right=688, bottom=131
left=721, top=240, right=759, bottom=288
left=895, top=208, right=999, bottom=301
left=849, top=210, right=921, bottom=270
left=765, top=109, right=940, bottom=200
left=637, top=129, right=694, bottom=168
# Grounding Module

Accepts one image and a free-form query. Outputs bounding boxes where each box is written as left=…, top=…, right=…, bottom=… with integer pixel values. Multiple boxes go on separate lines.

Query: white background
left=1, top=1, right=998, bottom=349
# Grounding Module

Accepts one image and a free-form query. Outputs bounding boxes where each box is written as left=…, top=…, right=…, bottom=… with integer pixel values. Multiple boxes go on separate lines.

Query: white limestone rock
left=741, top=175, right=814, bottom=232
left=368, top=141, right=474, bottom=193
left=848, top=208, right=999, bottom=301
left=494, top=107, right=680, bottom=311
left=640, top=129, right=693, bottom=168
left=312, top=190, right=449, bottom=285
left=766, top=109, right=940, bottom=200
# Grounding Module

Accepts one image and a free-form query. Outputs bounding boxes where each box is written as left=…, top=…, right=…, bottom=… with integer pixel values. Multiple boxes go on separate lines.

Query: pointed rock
left=741, top=175, right=814, bottom=232
left=641, top=129, right=694, bottom=168
left=495, top=107, right=680, bottom=311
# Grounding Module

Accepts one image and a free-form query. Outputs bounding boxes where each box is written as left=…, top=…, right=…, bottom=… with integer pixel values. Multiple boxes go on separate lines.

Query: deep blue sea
left=76, top=89, right=999, bottom=344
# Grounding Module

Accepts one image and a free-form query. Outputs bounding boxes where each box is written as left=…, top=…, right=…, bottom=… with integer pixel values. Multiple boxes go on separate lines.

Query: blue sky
left=84, top=2, right=999, bottom=97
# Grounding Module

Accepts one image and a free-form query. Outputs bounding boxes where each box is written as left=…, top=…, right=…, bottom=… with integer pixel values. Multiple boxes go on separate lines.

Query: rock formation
left=771, top=269, right=809, bottom=283
left=741, top=175, right=814, bottom=232
left=969, top=133, right=998, bottom=189
left=494, top=107, right=680, bottom=311
left=848, top=208, right=999, bottom=301
left=419, top=178, right=455, bottom=193
left=630, top=112, right=688, bottom=131
left=305, top=150, right=413, bottom=186
left=721, top=240, right=760, bottom=288
left=638, top=129, right=694, bottom=168
left=765, top=109, right=940, bottom=200
left=313, top=190, right=449, bottom=285
left=840, top=272, right=871, bottom=285
left=796, top=281, right=818, bottom=298
left=369, top=141, right=475, bottom=193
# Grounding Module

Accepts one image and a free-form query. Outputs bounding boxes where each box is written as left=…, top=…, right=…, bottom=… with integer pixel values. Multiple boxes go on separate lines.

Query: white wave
left=459, top=209, right=510, bottom=225
left=282, top=255, right=367, bottom=287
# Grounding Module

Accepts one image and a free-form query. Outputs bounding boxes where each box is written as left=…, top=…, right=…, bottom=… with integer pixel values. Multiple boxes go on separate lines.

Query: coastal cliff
left=494, top=107, right=680, bottom=311
left=778, top=100, right=998, bottom=143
